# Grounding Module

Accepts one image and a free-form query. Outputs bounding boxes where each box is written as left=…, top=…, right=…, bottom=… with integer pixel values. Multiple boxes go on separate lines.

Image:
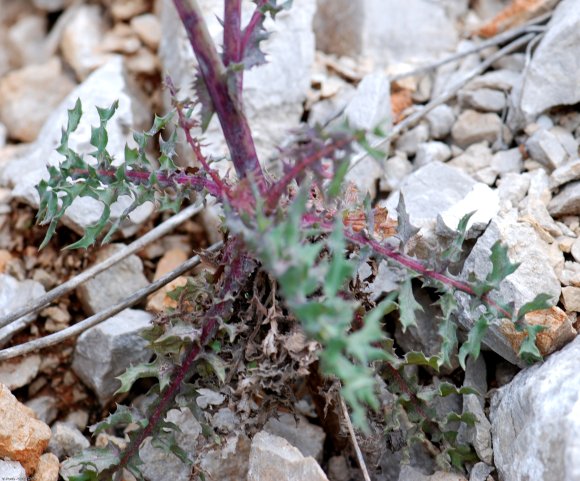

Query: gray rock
left=491, top=148, right=523, bottom=176
left=448, top=142, right=493, bottom=176
left=497, top=172, right=530, bottom=211
left=7, top=14, right=48, bottom=68
left=247, top=431, right=328, bottom=481
left=550, top=159, right=580, bottom=189
left=459, top=88, right=506, bottom=113
left=32, top=0, right=70, bottom=11
left=551, top=126, right=579, bottom=158
left=0, top=274, right=45, bottom=346
left=414, top=141, right=452, bottom=168
left=48, top=421, right=90, bottom=459
left=525, top=129, right=568, bottom=170
left=458, top=210, right=561, bottom=366
left=451, top=110, right=509, bottom=149
left=345, top=155, right=385, bottom=199
left=60, top=4, right=112, bottom=80
left=491, top=336, right=580, bottom=481
left=458, top=395, right=493, bottom=464
left=395, top=124, right=430, bottom=156
left=425, top=104, right=456, bottom=139
left=549, top=181, right=580, bottom=216
left=0, top=58, right=75, bottom=142
left=72, top=309, right=153, bottom=404
left=0, top=123, right=6, bottom=148
left=520, top=0, right=580, bottom=118
left=493, top=52, right=526, bottom=72
left=199, top=434, right=251, bottom=481
left=344, top=72, right=391, bottom=131
left=140, top=408, right=202, bottom=481
left=314, top=0, right=458, bottom=66
left=464, top=355, right=487, bottom=408
left=469, top=462, right=494, bottom=481
left=160, top=0, right=315, bottom=163
left=0, top=354, right=41, bottom=390
left=466, top=69, right=521, bottom=92
left=386, top=161, right=476, bottom=230
left=264, top=413, right=326, bottom=462
left=437, top=183, right=499, bottom=239
left=0, top=56, right=152, bottom=238
left=379, top=152, right=412, bottom=192
left=76, top=244, right=149, bottom=316
left=26, top=395, right=58, bottom=425
left=0, top=460, right=26, bottom=479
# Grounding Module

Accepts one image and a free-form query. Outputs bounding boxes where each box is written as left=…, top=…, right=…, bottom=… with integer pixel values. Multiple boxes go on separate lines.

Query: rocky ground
left=0, top=0, right=579, bottom=480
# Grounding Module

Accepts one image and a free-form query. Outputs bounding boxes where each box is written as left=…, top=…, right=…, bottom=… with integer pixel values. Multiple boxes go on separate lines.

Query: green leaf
left=324, top=226, right=353, bottom=298
left=327, top=160, right=349, bottom=200
left=197, top=353, right=227, bottom=383
left=442, top=211, right=475, bottom=263
left=458, top=314, right=490, bottom=369
left=67, top=98, right=83, bottom=133
left=437, top=292, right=458, bottom=368
left=396, top=194, right=420, bottom=248
left=403, top=351, right=440, bottom=371
left=516, top=293, right=553, bottom=322
left=485, top=241, right=519, bottom=289
left=398, top=278, right=423, bottom=332
left=518, top=324, right=544, bottom=364
left=445, top=411, right=477, bottom=426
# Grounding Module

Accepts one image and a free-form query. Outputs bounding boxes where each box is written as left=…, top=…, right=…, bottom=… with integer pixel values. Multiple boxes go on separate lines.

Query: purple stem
left=241, top=0, right=267, bottom=56
left=223, top=0, right=243, bottom=98
left=172, top=0, right=265, bottom=186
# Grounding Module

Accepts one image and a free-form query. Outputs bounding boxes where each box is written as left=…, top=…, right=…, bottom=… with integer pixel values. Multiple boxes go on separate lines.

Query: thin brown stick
left=340, top=396, right=372, bottom=481
left=0, top=242, right=223, bottom=361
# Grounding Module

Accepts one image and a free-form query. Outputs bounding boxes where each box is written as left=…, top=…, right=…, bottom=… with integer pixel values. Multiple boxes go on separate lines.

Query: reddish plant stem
left=112, top=307, right=223, bottom=477
left=266, top=135, right=354, bottom=209
left=241, top=0, right=268, bottom=55
left=302, top=216, right=512, bottom=319
left=172, top=0, right=265, bottom=186
left=223, top=0, right=243, bottom=98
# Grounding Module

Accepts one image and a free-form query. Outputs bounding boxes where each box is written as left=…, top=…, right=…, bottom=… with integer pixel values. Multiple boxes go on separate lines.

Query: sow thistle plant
left=34, top=1, right=552, bottom=479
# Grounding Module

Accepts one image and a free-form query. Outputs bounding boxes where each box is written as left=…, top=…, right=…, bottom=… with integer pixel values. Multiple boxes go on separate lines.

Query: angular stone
left=549, top=181, right=580, bottom=216
left=32, top=0, right=70, bottom=11
left=130, top=14, right=162, bottom=51
left=451, top=110, right=508, bottom=149
left=76, top=244, right=149, bottom=316
left=60, top=4, right=112, bottom=80
left=314, top=0, right=458, bottom=66
left=344, top=72, right=391, bottom=131
left=501, top=306, right=576, bottom=357
left=458, top=395, right=493, bottom=464
left=425, top=104, right=456, bottom=139
left=0, top=384, right=51, bottom=476
left=146, top=248, right=189, bottom=313
left=48, top=422, right=90, bottom=459
left=247, top=431, right=328, bottom=481
left=468, top=462, right=494, bottom=481
left=520, top=0, right=580, bottom=117
left=448, top=142, right=493, bottom=176
left=458, top=210, right=561, bottom=365
left=436, top=183, right=499, bottom=239
left=398, top=465, right=467, bottom=481
left=386, top=161, right=476, bottom=230
left=466, top=69, right=521, bottom=92
left=526, top=129, right=567, bottom=169
left=459, top=88, right=506, bottom=113
left=263, top=413, right=326, bottom=462
left=0, top=275, right=45, bottom=346
left=72, top=309, right=153, bottom=404
left=0, top=355, right=41, bottom=390
left=1, top=57, right=152, bottom=238
left=550, top=160, right=580, bottom=189
left=414, top=141, right=451, bottom=168
left=0, top=460, right=26, bottom=480
left=0, top=58, right=75, bottom=142
left=395, top=124, right=429, bottom=156
left=7, top=15, right=48, bottom=68
left=491, top=148, right=523, bottom=176
left=562, top=286, right=580, bottom=311
left=26, top=395, right=58, bottom=425
left=32, top=453, right=60, bottom=481
left=139, top=407, right=201, bottom=481
left=200, top=433, right=252, bottom=481
left=491, top=336, right=580, bottom=481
